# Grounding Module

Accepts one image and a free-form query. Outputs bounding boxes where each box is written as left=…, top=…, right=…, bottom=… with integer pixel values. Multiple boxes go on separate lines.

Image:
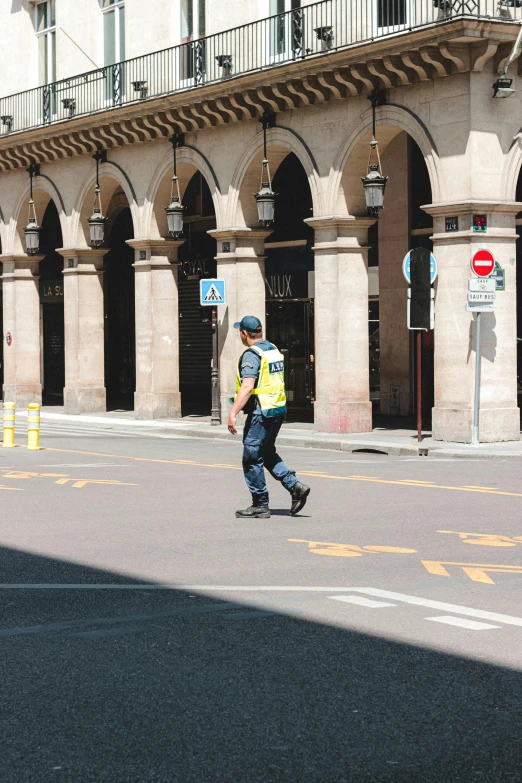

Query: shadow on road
left=1, top=545, right=521, bottom=782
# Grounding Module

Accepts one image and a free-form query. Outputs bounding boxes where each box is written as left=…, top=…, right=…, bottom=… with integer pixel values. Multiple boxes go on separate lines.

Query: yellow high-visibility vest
left=235, top=343, right=287, bottom=417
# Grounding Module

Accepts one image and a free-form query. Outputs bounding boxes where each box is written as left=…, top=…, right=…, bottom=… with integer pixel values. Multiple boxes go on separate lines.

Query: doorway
left=42, top=300, right=65, bottom=403
left=266, top=299, right=314, bottom=421
left=104, top=207, right=135, bottom=410
left=39, top=201, right=64, bottom=405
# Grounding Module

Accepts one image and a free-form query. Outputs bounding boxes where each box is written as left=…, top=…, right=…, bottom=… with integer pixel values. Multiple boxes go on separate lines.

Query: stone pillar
left=424, top=202, right=519, bottom=443
left=57, top=248, right=107, bottom=414
left=127, top=239, right=183, bottom=420
left=378, top=133, right=411, bottom=416
left=208, top=229, right=271, bottom=415
left=0, top=254, right=43, bottom=407
left=306, top=217, right=375, bottom=434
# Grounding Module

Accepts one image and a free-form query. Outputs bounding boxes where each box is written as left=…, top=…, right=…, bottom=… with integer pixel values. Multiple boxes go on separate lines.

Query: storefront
left=40, top=202, right=65, bottom=406
left=178, top=172, right=217, bottom=415
left=265, top=244, right=314, bottom=421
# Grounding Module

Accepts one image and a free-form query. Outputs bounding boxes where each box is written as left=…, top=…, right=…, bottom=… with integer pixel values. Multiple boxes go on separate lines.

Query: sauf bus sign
left=467, top=248, right=496, bottom=447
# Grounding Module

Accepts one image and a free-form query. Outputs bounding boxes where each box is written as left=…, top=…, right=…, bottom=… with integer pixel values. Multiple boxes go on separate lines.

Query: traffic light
left=408, top=247, right=431, bottom=330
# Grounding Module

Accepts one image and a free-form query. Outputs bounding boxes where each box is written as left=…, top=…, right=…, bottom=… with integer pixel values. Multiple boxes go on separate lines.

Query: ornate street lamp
left=88, top=150, right=107, bottom=247
left=254, top=111, right=276, bottom=226
left=165, top=132, right=185, bottom=237
left=361, top=91, right=388, bottom=217
left=24, top=163, right=41, bottom=255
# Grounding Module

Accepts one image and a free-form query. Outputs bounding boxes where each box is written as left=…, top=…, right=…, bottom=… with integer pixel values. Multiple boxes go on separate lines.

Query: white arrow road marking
left=425, top=616, right=500, bottom=631
left=330, top=596, right=396, bottom=608
left=348, top=588, right=522, bottom=627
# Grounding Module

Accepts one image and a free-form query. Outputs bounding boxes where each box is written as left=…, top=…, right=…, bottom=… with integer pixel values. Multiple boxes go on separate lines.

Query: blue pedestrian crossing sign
left=200, top=278, right=226, bottom=306
left=402, top=251, right=437, bottom=285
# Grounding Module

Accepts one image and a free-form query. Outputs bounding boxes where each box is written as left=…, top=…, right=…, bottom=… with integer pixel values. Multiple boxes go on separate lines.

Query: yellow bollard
left=2, top=402, right=16, bottom=448
left=27, top=403, right=41, bottom=451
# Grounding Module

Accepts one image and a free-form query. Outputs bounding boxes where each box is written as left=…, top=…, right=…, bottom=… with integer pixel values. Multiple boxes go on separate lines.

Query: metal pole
left=472, top=312, right=481, bottom=446
left=211, top=305, right=221, bottom=425
left=417, top=331, right=422, bottom=443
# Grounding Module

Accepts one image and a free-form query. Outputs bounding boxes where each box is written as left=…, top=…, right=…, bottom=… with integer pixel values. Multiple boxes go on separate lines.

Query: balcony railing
left=0, top=0, right=519, bottom=137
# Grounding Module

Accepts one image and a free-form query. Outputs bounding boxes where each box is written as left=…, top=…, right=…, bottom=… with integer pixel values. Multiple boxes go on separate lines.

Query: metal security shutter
left=178, top=277, right=212, bottom=413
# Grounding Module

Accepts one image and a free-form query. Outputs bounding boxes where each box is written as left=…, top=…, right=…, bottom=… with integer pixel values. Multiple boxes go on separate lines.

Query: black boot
left=236, top=505, right=271, bottom=519
left=290, top=482, right=310, bottom=516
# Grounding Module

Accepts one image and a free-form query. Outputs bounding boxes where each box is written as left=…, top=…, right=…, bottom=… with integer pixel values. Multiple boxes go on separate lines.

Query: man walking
left=228, top=315, right=310, bottom=519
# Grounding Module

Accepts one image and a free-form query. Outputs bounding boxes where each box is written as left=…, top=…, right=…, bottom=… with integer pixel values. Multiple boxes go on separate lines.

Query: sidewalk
left=13, top=407, right=522, bottom=460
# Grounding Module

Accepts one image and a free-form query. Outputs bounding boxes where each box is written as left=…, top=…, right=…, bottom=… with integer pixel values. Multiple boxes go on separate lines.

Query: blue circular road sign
left=402, top=251, right=437, bottom=285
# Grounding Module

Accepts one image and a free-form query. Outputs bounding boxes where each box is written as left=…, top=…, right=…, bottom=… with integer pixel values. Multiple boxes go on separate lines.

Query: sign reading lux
left=265, top=272, right=309, bottom=299
left=266, top=274, right=292, bottom=298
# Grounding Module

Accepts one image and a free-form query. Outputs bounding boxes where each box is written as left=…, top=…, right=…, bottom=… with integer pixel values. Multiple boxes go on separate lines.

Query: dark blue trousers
left=242, top=413, right=297, bottom=506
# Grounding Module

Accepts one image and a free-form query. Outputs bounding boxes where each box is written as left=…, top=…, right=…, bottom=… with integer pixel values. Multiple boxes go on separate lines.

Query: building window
left=377, top=0, right=406, bottom=29
left=268, top=0, right=300, bottom=57
left=181, top=0, right=205, bottom=41
left=101, top=0, right=125, bottom=65
left=36, top=0, right=56, bottom=86
left=180, top=0, right=205, bottom=83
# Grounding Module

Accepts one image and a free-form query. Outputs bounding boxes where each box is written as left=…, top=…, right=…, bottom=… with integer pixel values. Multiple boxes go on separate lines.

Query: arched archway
left=314, top=116, right=439, bottom=434
left=229, top=125, right=322, bottom=228
left=39, top=201, right=65, bottom=405
left=178, top=170, right=218, bottom=415
left=265, top=152, right=315, bottom=421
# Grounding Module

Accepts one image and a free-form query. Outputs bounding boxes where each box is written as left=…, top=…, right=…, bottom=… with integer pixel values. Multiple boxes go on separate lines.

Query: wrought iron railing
left=0, top=0, right=519, bottom=137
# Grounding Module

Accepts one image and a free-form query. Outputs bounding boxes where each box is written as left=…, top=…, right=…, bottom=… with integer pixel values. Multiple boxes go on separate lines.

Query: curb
left=11, top=411, right=522, bottom=460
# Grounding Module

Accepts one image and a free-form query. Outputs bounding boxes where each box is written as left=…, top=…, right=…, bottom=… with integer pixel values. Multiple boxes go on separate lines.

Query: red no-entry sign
left=471, top=249, right=495, bottom=278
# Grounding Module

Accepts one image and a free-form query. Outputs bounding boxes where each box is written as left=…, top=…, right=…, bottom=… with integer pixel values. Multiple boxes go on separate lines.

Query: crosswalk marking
left=425, top=616, right=500, bottom=631
left=330, top=596, right=396, bottom=609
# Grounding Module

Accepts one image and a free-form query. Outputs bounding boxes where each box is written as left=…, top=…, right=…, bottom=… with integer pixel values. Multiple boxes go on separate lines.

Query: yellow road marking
left=422, top=560, right=522, bottom=585
left=27, top=447, right=522, bottom=499
left=289, top=539, right=417, bottom=557
left=397, top=479, right=434, bottom=484
left=54, top=478, right=138, bottom=488
left=460, top=485, right=497, bottom=490
left=0, top=485, right=22, bottom=492
left=438, top=530, right=522, bottom=547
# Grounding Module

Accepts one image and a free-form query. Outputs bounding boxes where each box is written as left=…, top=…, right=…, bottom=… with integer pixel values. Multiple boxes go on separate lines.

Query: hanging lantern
left=361, top=139, right=388, bottom=217
left=166, top=176, right=185, bottom=237
left=88, top=186, right=107, bottom=247
left=24, top=164, right=41, bottom=255
left=88, top=151, right=107, bottom=247
left=254, top=112, right=276, bottom=226
left=254, top=160, right=276, bottom=225
left=24, top=202, right=41, bottom=255
left=166, top=133, right=185, bottom=237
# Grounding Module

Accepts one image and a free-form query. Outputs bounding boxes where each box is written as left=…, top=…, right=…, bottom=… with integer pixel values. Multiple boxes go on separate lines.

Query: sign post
left=404, top=249, right=437, bottom=443
left=468, top=251, right=496, bottom=446
left=200, top=279, right=227, bottom=425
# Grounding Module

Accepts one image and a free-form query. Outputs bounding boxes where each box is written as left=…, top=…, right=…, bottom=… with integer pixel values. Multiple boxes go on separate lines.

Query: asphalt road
left=1, top=423, right=522, bottom=782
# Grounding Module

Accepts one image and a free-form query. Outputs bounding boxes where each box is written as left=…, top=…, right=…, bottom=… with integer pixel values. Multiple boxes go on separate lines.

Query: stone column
left=378, top=133, right=411, bottom=416
left=208, top=229, right=271, bottom=415
left=127, top=239, right=183, bottom=420
left=57, top=248, right=107, bottom=414
left=0, top=254, right=43, bottom=407
left=306, top=217, right=375, bottom=434
left=424, top=202, right=519, bottom=443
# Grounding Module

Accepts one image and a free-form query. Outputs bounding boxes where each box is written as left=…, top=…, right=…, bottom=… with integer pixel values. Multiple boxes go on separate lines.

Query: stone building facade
left=1, top=0, right=522, bottom=442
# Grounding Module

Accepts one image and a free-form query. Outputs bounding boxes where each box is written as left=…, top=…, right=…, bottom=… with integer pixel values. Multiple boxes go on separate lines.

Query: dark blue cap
left=233, top=315, right=262, bottom=332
